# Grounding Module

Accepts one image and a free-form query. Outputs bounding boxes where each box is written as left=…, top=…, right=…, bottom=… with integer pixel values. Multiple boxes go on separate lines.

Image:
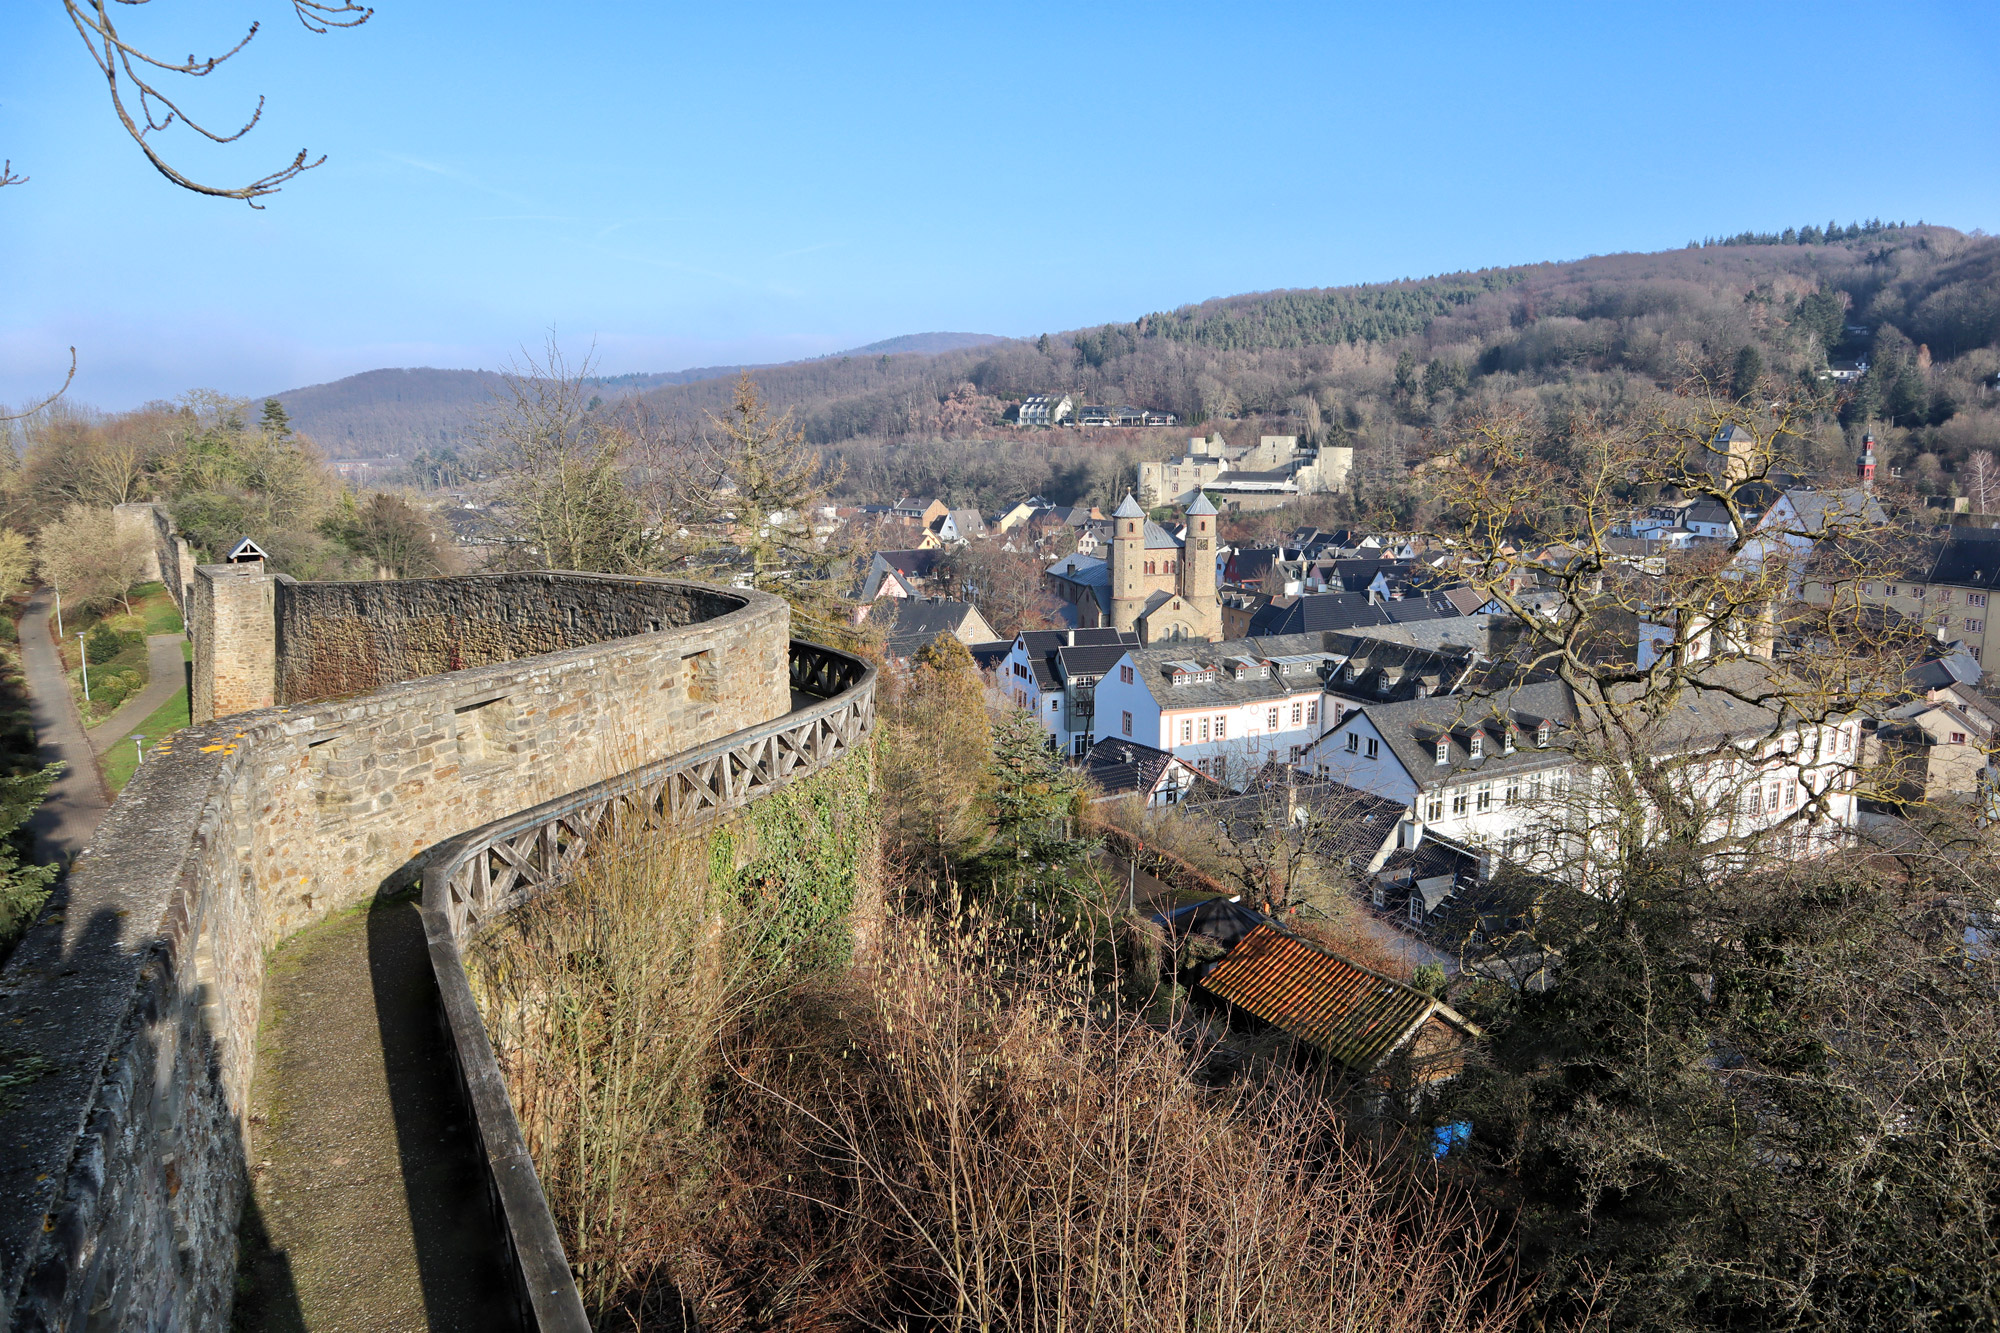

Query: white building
left=1088, top=633, right=1338, bottom=788
left=1296, top=665, right=1860, bottom=891
left=995, top=627, right=1141, bottom=755
left=1018, top=394, right=1074, bottom=427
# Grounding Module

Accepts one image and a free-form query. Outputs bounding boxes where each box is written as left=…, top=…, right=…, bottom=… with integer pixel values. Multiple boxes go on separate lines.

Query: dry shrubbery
left=476, top=818, right=1524, bottom=1331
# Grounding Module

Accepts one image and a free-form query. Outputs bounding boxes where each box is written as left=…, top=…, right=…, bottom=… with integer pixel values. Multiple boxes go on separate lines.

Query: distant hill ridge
left=270, top=332, right=1006, bottom=457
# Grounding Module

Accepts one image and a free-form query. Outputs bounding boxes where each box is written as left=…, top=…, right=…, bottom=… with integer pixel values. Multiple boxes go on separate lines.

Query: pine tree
left=978, top=707, right=1096, bottom=917
left=259, top=398, right=293, bottom=439
left=1731, top=345, right=1764, bottom=400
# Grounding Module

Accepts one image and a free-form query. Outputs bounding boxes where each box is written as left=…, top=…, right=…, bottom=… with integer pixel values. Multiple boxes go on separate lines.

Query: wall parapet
left=0, top=573, right=793, bottom=1331
left=421, top=639, right=875, bottom=1328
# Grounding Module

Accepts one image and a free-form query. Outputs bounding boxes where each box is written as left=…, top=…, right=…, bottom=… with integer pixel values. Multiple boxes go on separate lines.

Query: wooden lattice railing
left=419, top=639, right=876, bottom=1330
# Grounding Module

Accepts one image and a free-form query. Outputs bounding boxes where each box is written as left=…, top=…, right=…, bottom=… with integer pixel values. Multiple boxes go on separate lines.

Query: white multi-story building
left=994, top=627, right=1141, bottom=755
left=1296, top=664, right=1860, bottom=889
left=1088, top=633, right=1338, bottom=788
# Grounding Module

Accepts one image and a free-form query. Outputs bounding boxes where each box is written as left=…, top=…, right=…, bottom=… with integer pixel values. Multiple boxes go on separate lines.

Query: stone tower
left=1110, top=492, right=1147, bottom=632
left=1180, top=492, right=1223, bottom=641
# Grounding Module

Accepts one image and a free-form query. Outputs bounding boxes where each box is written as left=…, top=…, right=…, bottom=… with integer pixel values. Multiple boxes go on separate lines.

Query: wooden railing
left=418, top=639, right=876, bottom=1330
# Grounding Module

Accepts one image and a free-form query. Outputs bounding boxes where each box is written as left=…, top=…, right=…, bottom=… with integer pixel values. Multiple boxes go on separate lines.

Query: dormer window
left=1537, top=720, right=1552, bottom=747
left=1469, top=732, right=1484, bottom=759
left=1435, top=739, right=1449, bottom=765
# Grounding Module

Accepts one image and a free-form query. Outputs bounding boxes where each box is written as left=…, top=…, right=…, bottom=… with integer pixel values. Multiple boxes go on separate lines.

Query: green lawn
left=57, top=582, right=185, bottom=724
left=103, top=684, right=191, bottom=794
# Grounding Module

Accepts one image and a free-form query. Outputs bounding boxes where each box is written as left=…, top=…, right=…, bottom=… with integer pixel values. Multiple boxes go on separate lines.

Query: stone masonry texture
left=0, top=571, right=791, bottom=1331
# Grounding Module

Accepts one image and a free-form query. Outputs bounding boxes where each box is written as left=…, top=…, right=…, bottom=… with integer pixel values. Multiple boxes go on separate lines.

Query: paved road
left=86, top=634, right=187, bottom=755
left=18, top=587, right=109, bottom=866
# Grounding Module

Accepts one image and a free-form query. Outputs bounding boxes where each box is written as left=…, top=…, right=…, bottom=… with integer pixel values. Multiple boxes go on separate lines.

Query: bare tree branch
left=45, top=0, right=372, bottom=207
left=0, top=347, right=77, bottom=423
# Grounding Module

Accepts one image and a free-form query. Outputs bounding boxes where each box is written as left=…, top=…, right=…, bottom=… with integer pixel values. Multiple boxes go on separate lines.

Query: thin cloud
left=381, top=152, right=535, bottom=206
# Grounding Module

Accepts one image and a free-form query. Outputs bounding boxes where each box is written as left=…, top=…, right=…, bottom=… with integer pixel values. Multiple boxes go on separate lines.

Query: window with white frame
left=1424, top=792, right=1443, bottom=820
left=1409, top=894, right=1424, bottom=924
left=1505, top=778, right=1520, bottom=805
left=1475, top=782, right=1492, bottom=811
left=1215, top=716, right=1227, bottom=740
left=1435, top=739, right=1449, bottom=764
left=1537, top=719, right=1552, bottom=746
left=1346, top=733, right=1359, bottom=753
left=1181, top=719, right=1193, bottom=744
left=1365, top=737, right=1379, bottom=759
left=1972, top=593, right=1988, bottom=608
left=1199, top=718, right=1210, bottom=743
left=1469, top=732, right=1484, bottom=758
left=1451, top=789, right=1468, bottom=815
left=1291, top=702, right=1303, bottom=725
left=1267, top=707, right=1280, bottom=730
left=1306, top=702, right=1317, bottom=725
left=1122, top=710, right=1132, bottom=736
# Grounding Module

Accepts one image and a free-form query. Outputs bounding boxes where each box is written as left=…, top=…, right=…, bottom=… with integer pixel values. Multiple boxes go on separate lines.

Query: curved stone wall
left=0, top=574, right=792, bottom=1331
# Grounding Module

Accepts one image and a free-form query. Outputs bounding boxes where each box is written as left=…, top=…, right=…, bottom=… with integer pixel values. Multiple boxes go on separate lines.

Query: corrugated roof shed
left=1197, top=924, right=1477, bottom=1069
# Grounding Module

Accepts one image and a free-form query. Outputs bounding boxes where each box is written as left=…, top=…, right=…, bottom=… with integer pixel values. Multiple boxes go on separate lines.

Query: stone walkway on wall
left=233, top=894, right=516, bottom=1332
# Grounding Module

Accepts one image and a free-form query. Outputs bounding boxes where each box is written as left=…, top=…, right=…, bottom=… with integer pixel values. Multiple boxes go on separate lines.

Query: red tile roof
left=1197, top=923, right=1476, bottom=1069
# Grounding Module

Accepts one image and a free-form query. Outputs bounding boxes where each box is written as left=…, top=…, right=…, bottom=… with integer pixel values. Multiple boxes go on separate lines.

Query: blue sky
left=5, top=0, right=1998, bottom=409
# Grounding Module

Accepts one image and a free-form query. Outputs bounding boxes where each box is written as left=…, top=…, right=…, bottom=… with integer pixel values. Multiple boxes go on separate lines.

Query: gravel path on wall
left=233, top=894, right=516, bottom=1332
left=18, top=587, right=109, bottom=866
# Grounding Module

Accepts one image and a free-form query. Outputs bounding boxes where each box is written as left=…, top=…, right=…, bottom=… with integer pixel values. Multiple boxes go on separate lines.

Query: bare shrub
left=467, top=826, right=790, bottom=1312
left=548, top=888, right=1520, bottom=1329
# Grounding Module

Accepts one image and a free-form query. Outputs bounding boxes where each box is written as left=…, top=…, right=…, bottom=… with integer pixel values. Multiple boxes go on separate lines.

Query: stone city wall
left=0, top=573, right=791, bottom=1331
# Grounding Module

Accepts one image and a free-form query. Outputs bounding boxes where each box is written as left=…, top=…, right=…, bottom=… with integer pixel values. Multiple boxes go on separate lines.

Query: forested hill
left=269, top=332, right=1005, bottom=458
left=605, top=222, right=1999, bottom=513
left=282, top=225, right=2000, bottom=515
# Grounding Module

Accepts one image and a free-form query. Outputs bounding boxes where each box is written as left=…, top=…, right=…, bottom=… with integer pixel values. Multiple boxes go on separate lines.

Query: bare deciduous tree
left=35, top=503, right=152, bottom=612
left=472, top=343, right=657, bottom=575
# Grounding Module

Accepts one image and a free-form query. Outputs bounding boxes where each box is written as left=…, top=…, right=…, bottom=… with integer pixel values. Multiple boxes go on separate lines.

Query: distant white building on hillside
left=1019, top=394, right=1074, bottom=427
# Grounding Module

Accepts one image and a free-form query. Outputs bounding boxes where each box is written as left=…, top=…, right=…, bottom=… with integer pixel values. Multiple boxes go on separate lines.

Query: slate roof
left=967, top=640, right=1013, bottom=672
left=1926, top=527, right=2000, bottom=590
left=1246, top=592, right=1392, bottom=637
left=1186, top=491, right=1218, bottom=516
left=1196, top=778, right=1407, bottom=868
left=1351, top=660, right=1843, bottom=792
left=1047, top=552, right=1111, bottom=593
left=1013, top=627, right=1141, bottom=691
left=1113, top=493, right=1146, bottom=519
left=1319, top=633, right=1483, bottom=704
left=879, top=548, right=942, bottom=576
left=1056, top=643, right=1131, bottom=680
left=1197, top=924, right=1475, bottom=1069
left=1766, top=487, right=1889, bottom=536
left=1081, top=738, right=1196, bottom=800
left=1380, top=592, right=1461, bottom=623
left=1346, top=679, right=1580, bottom=790
left=885, top=599, right=980, bottom=661
left=1142, top=521, right=1184, bottom=550
left=1121, top=633, right=1340, bottom=708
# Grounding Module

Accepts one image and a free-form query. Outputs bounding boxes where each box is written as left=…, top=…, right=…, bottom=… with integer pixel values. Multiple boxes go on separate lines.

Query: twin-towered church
left=1043, top=492, right=1224, bottom=643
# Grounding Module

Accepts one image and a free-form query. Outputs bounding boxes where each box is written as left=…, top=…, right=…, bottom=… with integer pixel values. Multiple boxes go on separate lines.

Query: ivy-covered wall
left=710, top=744, right=880, bottom=974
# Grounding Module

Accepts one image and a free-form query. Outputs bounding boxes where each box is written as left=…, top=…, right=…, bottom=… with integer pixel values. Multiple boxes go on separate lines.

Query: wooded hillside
left=275, top=225, right=2000, bottom=514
